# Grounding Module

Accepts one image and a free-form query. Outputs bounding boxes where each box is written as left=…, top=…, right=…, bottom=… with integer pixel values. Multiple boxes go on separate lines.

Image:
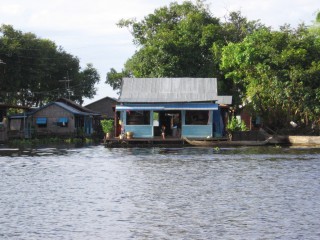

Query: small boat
left=287, top=136, right=320, bottom=145
left=183, top=137, right=270, bottom=147
left=261, top=134, right=320, bottom=146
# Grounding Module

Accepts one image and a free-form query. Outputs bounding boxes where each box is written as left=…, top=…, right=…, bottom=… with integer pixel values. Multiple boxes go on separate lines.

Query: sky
left=0, top=0, right=319, bottom=105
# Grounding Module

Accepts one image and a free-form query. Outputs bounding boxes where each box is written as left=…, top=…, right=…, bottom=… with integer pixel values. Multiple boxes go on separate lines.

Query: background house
left=8, top=98, right=100, bottom=139
left=116, top=78, right=232, bottom=138
left=0, top=103, right=30, bottom=141
left=85, top=96, right=117, bottom=119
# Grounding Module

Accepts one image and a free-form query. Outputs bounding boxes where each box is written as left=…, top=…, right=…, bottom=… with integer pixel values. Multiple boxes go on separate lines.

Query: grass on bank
left=8, top=137, right=96, bottom=147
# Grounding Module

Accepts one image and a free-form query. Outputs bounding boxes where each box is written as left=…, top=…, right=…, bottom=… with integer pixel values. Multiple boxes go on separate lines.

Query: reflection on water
left=0, top=145, right=320, bottom=239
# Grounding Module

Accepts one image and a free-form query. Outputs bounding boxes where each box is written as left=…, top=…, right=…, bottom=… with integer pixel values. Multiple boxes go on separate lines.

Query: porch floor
left=104, top=136, right=184, bottom=147
left=103, top=136, right=228, bottom=148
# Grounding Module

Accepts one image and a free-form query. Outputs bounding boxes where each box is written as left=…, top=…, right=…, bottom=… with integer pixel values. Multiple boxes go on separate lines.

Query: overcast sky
left=1, top=0, right=319, bottom=105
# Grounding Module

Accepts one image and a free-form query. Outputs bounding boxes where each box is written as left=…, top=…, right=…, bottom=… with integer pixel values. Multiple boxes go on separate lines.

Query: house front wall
left=120, top=110, right=153, bottom=138
left=32, top=104, right=76, bottom=136
left=181, top=110, right=214, bottom=138
left=118, top=106, right=224, bottom=138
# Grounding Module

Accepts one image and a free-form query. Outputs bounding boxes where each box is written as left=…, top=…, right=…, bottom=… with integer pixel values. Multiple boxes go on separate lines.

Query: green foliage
left=221, top=25, right=320, bottom=130
left=76, top=63, right=100, bottom=104
left=107, top=2, right=263, bottom=93
left=9, top=137, right=61, bottom=147
left=101, top=119, right=114, bottom=134
left=309, top=11, right=320, bottom=36
left=226, top=116, right=248, bottom=132
left=0, top=24, right=99, bottom=106
left=106, top=68, right=130, bottom=93
left=65, top=137, right=93, bottom=144
left=120, top=1, right=220, bottom=78
left=9, top=137, right=93, bottom=147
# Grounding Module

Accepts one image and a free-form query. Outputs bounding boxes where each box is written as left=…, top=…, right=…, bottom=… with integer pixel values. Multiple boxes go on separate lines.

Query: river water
left=0, top=145, right=320, bottom=240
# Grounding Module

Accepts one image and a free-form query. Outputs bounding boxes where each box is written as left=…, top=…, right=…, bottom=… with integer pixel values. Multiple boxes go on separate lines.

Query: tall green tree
left=106, top=1, right=263, bottom=94
left=106, top=68, right=130, bottom=93
left=76, top=64, right=100, bottom=105
left=221, top=25, right=320, bottom=130
left=210, top=11, right=265, bottom=95
left=107, top=1, right=220, bottom=90
left=0, top=24, right=99, bottom=106
left=309, top=11, right=320, bottom=36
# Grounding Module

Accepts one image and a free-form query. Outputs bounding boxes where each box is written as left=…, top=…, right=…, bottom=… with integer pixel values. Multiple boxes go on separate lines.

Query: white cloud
left=0, top=4, right=23, bottom=16
left=21, top=0, right=185, bottom=36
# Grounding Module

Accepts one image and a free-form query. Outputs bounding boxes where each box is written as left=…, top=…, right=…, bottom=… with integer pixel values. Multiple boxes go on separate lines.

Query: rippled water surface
left=1, top=145, right=320, bottom=239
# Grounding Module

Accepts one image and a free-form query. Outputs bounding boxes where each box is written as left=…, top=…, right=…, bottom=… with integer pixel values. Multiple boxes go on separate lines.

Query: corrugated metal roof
left=54, top=102, right=95, bottom=115
left=214, top=96, right=233, bottom=105
left=30, top=102, right=97, bottom=116
left=9, top=102, right=100, bottom=120
left=56, top=98, right=95, bottom=113
left=119, top=78, right=232, bottom=104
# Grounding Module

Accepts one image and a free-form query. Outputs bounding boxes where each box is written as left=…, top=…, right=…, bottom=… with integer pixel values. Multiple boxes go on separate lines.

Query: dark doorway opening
left=153, top=111, right=181, bottom=137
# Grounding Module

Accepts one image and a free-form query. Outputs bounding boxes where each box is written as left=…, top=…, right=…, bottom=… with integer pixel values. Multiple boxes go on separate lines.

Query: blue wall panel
left=212, top=108, right=223, bottom=137
left=182, top=125, right=212, bottom=138
left=124, top=125, right=153, bottom=138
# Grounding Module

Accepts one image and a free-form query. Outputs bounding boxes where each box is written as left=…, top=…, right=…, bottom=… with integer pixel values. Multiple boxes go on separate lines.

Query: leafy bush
left=226, top=116, right=248, bottom=132
left=101, top=119, right=114, bottom=134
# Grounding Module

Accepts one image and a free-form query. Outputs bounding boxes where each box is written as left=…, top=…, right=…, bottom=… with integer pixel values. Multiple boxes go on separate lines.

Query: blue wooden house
left=115, top=78, right=232, bottom=139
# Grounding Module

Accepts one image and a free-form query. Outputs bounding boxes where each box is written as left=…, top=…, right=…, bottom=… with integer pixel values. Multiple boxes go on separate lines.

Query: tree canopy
left=106, top=0, right=263, bottom=93
left=221, top=25, right=320, bottom=130
left=0, top=24, right=99, bottom=106
left=309, top=11, right=320, bottom=36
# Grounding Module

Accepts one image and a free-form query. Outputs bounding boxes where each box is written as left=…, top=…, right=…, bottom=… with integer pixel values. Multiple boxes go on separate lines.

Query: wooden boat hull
left=287, top=136, right=320, bottom=146
left=267, top=135, right=320, bottom=146
left=183, top=137, right=269, bottom=147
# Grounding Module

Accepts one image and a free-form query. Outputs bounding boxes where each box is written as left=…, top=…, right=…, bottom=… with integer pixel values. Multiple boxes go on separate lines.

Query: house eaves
left=31, top=102, right=99, bottom=116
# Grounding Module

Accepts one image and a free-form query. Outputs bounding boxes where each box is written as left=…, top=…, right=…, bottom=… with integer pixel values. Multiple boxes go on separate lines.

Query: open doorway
left=153, top=111, right=181, bottom=138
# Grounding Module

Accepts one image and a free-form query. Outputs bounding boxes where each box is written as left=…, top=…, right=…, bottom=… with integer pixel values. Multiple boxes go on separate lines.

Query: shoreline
left=103, top=135, right=320, bottom=148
